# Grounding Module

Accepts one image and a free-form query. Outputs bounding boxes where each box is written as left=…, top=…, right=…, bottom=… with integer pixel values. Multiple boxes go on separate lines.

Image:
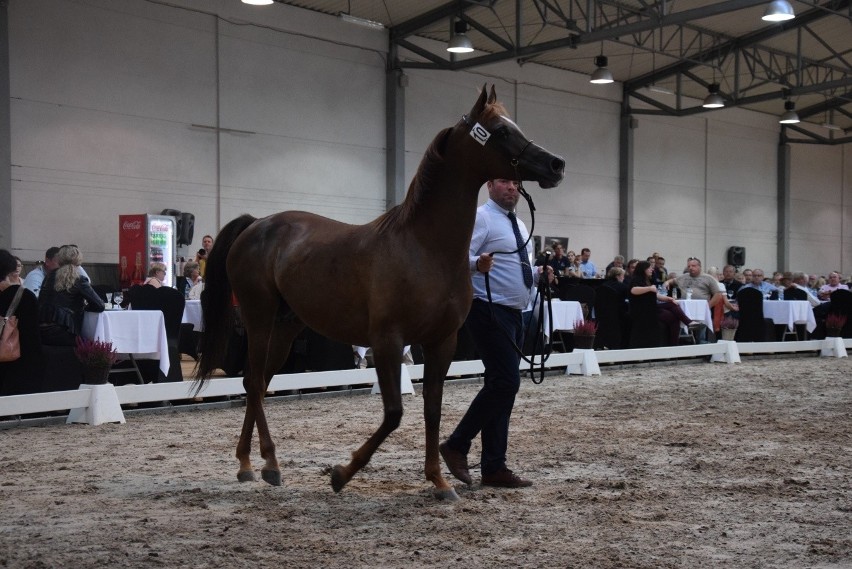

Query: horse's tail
left=194, top=214, right=257, bottom=390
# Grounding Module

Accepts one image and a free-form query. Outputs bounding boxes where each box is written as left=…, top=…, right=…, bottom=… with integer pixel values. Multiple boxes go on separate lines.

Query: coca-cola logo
left=122, top=220, right=142, bottom=231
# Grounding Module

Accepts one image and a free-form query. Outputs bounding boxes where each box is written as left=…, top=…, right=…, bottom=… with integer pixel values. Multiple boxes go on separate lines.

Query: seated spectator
left=818, top=271, right=848, bottom=301
left=742, top=268, right=754, bottom=285
left=0, top=250, right=17, bottom=292
left=143, top=262, right=167, bottom=288
left=652, top=256, right=667, bottom=285
left=664, top=258, right=726, bottom=308
left=630, top=261, right=696, bottom=346
left=8, top=256, right=24, bottom=286
left=578, top=247, right=597, bottom=278
left=603, top=267, right=630, bottom=300
left=546, top=242, right=571, bottom=277
left=807, top=274, right=820, bottom=297
left=604, top=255, right=625, bottom=274
left=720, top=264, right=743, bottom=298
left=791, top=272, right=820, bottom=307
left=23, top=247, right=60, bottom=297
left=739, top=268, right=778, bottom=297
left=37, top=245, right=105, bottom=346
left=182, top=261, right=202, bottom=298
left=624, top=258, right=639, bottom=281
left=563, top=249, right=582, bottom=278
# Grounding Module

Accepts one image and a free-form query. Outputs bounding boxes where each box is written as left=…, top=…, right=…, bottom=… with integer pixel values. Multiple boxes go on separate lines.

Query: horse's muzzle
left=539, top=155, right=565, bottom=189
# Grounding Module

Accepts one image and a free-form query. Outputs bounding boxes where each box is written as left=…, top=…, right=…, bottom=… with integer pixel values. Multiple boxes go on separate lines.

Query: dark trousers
left=446, top=299, right=522, bottom=475
left=656, top=302, right=692, bottom=345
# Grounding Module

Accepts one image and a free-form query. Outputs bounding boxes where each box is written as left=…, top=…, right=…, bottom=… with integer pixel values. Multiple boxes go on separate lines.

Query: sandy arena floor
left=1, top=355, right=850, bottom=568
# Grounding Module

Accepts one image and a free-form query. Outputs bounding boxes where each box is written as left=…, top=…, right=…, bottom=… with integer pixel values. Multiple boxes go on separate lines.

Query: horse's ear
left=488, top=85, right=497, bottom=105
left=470, top=84, right=489, bottom=118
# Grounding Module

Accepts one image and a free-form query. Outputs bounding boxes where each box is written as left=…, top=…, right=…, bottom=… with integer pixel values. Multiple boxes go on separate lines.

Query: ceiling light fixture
left=447, top=21, right=474, bottom=53
left=762, top=0, right=796, bottom=22
left=589, top=55, right=614, bottom=84
left=242, top=0, right=274, bottom=5
left=338, top=12, right=385, bottom=29
left=646, top=85, right=675, bottom=96
left=779, top=100, right=800, bottom=124
left=702, top=83, right=725, bottom=108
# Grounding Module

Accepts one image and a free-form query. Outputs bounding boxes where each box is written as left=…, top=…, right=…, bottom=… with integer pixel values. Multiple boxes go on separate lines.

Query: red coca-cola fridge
left=118, top=214, right=177, bottom=290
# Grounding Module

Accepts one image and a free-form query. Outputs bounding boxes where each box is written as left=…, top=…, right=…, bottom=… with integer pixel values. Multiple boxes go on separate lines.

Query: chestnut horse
left=195, top=85, right=564, bottom=500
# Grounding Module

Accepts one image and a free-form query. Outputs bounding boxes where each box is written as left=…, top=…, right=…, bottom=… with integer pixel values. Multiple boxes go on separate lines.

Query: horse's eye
left=495, top=127, right=509, bottom=139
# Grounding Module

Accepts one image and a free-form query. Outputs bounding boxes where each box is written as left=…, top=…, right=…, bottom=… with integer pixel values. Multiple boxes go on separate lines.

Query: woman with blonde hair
left=143, top=262, right=166, bottom=288
left=37, top=244, right=104, bottom=346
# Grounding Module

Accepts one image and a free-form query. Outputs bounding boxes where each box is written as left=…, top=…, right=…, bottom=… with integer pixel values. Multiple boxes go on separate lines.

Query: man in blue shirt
left=579, top=247, right=597, bottom=278
left=740, top=268, right=778, bottom=296
left=439, top=178, right=551, bottom=489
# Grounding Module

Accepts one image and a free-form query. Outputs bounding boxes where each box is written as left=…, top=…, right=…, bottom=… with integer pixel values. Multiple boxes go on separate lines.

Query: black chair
left=627, top=292, right=665, bottom=348
left=125, top=285, right=186, bottom=382
left=829, top=289, right=852, bottom=337
left=735, top=287, right=774, bottom=342
left=0, top=286, right=47, bottom=395
left=593, top=285, right=628, bottom=350
left=560, top=284, right=596, bottom=320
left=92, top=284, right=114, bottom=303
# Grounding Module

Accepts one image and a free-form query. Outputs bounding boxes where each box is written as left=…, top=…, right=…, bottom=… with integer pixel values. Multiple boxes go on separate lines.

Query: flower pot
left=81, top=365, right=111, bottom=385
left=720, top=328, right=737, bottom=341
left=826, top=328, right=842, bottom=338
left=573, top=335, right=595, bottom=350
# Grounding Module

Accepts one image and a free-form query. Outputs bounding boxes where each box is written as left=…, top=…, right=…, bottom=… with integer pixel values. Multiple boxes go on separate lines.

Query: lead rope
left=483, top=182, right=554, bottom=385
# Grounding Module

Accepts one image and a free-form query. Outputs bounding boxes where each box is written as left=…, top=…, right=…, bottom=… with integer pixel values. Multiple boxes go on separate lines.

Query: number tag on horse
left=469, top=123, right=491, bottom=146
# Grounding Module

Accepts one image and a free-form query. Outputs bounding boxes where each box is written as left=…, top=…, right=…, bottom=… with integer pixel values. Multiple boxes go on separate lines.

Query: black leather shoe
left=481, top=468, right=533, bottom=488
left=439, top=441, right=472, bottom=485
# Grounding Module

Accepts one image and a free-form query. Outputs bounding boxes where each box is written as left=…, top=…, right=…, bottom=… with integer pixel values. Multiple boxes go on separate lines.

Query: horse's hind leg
left=238, top=316, right=303, bottom=486
left=331, top=342, right=404, bottom=493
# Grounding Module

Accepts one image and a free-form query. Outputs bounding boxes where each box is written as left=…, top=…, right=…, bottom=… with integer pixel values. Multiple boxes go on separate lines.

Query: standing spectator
left=578, top=247, right=597, bottom=278
left=439, top=178, right=550, bottom=489
left=818, top=271, right=848, bottom=301
left=564, top=250, right=582, bottom=278
left=196, top=234, right=214, bottom=278
left=23, top=247, right=60, bottom=297
left=37, top=245, right=104, bottom=346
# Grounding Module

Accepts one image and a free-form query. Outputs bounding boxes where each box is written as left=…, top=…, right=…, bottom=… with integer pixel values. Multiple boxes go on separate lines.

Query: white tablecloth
left=678, top=299, right=714, bottom=329
left=82, top=310, right=170, bottom=375
left=182, top=300, right=203, bottom=331
left=540, top=300, right=584, bottom=340
left=762, top=300, right=816, bottom=332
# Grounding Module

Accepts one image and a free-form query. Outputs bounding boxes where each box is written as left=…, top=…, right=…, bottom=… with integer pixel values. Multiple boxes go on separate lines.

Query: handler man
left=439, top=178, right=551, bottom=488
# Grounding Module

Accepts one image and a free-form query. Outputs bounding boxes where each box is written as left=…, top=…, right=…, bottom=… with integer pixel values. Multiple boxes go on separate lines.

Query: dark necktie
left=508, top=211, right=534, bottom=288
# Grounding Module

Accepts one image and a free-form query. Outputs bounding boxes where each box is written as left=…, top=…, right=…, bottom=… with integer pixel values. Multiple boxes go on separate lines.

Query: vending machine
left=118, top=214, right=177, bottom=290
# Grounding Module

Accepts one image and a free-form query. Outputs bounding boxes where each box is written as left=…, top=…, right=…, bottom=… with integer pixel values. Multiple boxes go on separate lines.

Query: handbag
left=0, top=286, right=26, bottom=362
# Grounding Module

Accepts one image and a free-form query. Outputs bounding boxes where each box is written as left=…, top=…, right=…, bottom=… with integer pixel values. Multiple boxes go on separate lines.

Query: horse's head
left=463, top=85, right=564, bottom=189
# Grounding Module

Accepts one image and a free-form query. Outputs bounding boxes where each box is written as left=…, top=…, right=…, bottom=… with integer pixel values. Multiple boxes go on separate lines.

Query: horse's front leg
left=331, top=341, right=404, bottom=493
left=422, top=334, right=459, bottom=501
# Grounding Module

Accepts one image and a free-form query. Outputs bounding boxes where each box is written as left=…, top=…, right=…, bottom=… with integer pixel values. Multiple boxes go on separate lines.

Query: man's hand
left=476, top=253, right=494, bottom=273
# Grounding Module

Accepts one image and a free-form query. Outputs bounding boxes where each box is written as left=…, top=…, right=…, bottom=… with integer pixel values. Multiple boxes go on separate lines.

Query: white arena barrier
left=0, top=338, right=847, bottom=425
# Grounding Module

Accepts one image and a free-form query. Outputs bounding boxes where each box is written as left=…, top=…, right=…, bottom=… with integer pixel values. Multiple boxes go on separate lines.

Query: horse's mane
left=375, top=101, right=510, bottom=234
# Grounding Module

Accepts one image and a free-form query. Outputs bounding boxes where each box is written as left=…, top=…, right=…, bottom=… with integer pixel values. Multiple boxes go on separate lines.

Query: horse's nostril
left=551, top=157, right=565, bottom=173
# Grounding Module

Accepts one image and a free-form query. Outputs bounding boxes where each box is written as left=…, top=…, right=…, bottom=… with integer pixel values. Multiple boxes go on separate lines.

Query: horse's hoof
left=261, top=469, right=282, bottom=486
left=237, top=470, right=256, bottom=483
left=434, top=487, right=460, bottom=501
left=330, top=465, right=349, bottom=493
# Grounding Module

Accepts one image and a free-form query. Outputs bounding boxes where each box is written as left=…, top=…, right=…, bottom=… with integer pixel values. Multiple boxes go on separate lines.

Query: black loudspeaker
left=178, top=212, right=195, bottom=246
left=727, top=246, right=746, bottom=266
